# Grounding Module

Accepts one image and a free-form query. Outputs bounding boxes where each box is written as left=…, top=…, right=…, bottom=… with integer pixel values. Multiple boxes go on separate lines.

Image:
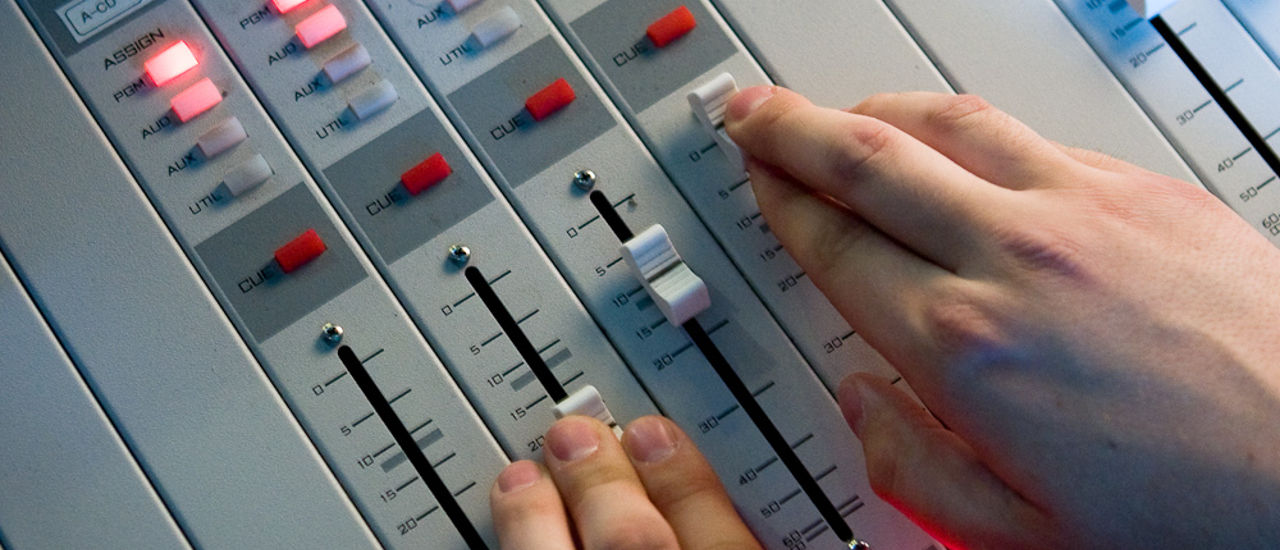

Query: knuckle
left=928, top=94, right=995, bottom=129
left=829, top=118, right=895, bottom=180
left=931, top=95, right=1041, bottom=152
left=990, top=220, right=1091, bottom=281
left=921, top=284, right=1011, bottom=361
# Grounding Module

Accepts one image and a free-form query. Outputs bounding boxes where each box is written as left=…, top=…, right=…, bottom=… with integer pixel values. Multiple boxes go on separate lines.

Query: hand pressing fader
left=490, top=87, right=1280, bottom=550
left=490, top=415, right=760, bottom=550
left=725, top=88, right=1280, bottom=548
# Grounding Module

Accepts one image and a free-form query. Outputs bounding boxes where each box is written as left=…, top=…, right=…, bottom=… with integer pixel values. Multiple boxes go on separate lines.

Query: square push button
left=272, top=0, right=311, bottom=14
left=401, top=153, right=452, bottom=196
left=197, top=117, right=248, bottom=158
left=524, top=78, right=575, bottom=121
left=647, top=6, right=696, bottom=48
left=296, top=5, right=347, bottom=49
left=145, top=41, right=198, bottom=87
left=275, top=228, right=327, bottom=273
left=171, top=78, right=222, bottom=123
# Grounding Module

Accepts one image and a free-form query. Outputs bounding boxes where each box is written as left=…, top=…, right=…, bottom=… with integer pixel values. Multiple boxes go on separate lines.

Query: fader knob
left=1127, top=0, right=1178, bottom=18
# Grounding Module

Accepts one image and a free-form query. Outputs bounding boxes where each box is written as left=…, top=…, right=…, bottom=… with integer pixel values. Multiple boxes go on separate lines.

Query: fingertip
left=622, top=415, right=680, bottom=464
left=839, top=373, right=903, bottom=438
left=495, top=460, right=543, bottom=494
left=545, top=415, right=603, bottom=465
left=726, top=85, right=779, bottom=122
left=837, top=375, right=868, bottom=435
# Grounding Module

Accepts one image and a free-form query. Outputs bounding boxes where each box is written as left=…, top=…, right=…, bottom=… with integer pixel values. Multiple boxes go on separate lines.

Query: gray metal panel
left=571, top=0, right=736, bottom=113
left=709, top=0, right=953, bottom=106
left=0, top=255, right=189, bottom=550
left=323, top=109, right=494, bottom=265
left=447, top=36, right=616, bottom=186
left=0, top=5, right=380, bottom=547
left=884, top=0, right=1199, bottom=181
left=194, top=183, right=367, bottom=342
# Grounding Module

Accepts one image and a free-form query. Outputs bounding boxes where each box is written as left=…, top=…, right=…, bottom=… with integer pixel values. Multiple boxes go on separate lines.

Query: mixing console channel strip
left=2, top=0, right=1279, bottom=548
left=189, top=0, right=657, bottom=462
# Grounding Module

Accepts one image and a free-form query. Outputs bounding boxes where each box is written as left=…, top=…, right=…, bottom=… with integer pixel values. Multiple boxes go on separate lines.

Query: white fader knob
left=553, top=385, right=623, bottom=439
left=687, top=72, right=744, bottom=172
left=1127, top=0, right=1178, bottom=18
left=621, top=224, right=710, bottom=327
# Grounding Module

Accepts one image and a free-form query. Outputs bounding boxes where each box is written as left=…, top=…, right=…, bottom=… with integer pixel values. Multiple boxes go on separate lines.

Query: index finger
left=726, top=86, right=1013, bottom=270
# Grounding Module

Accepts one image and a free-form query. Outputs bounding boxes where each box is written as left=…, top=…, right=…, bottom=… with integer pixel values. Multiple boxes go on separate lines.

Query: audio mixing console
left=1, top=0, right=1277, bottom=548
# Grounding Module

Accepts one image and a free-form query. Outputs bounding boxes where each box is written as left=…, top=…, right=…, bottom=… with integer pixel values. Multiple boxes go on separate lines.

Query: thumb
left=840, top=373, right=1053, bottom=549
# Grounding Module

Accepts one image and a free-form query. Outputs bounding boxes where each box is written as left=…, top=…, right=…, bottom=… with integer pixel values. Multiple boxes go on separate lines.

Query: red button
left=144, top=41, right=198, bottom=87
left=647, top=6, right=696, bottom=48
left=525, top=78, right=575, bottom=122
left=401, top=153, right=452, bottom=196
left=275, top=229, right=327, bottom=274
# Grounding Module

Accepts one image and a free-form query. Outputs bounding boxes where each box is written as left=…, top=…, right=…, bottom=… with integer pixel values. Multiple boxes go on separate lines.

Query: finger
left=849, top=92, right=1079, bottom=189
left=726, top=86, right=1016, bottom=269
left=544, top=416, right=680, bottom=550
left=621, top=416, right=762, bottom=550
left=840, top=373, right=1051, bottom=549
left=1052, top=142, right=1151, bottom=177
left=489, top=460, right=575, bottom=550
left=749, top=161, right=959, bottom=369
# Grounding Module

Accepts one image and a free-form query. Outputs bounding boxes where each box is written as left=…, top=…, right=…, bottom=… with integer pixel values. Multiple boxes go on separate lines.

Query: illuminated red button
left=524, top=78, right=575, bottom=122
left=646, top=6, right=696, bottom=48
left=144, top=41, right=198, bottom=86
left=296, top=5, right=347, bottom=49
left=275, top=229, right=327, bottom=274
left=170, top=78, right=222, bottom=123
left=401, top=153, right=452, bottom=196
left=272, top=0, right=311, bottom=14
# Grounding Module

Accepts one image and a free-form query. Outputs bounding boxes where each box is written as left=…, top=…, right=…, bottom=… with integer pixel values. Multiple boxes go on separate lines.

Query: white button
left=323, top=43, right=371, bottom=84
left=621, top=224, right=710, bottom=327
left=469, top=7, right=522, bottom=49
left=348, top=80, right=397, bottom=120
left=446, top=0, right=482, bottom=13
left=553, top=386, right=623, bottom=439
left=295, top=5, right=346, bottom=49
left=171, top=78, right=222, bottom=123
left=687, top=73, right=744, bottom=172
left=219, top=153, right=272, bottom=198
left=197, top=117, right=247, bottom=158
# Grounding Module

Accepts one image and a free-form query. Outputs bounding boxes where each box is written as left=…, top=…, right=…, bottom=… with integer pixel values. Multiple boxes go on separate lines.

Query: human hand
left=724, top=88, right=1280, bottom=548
left=489, top=415, right=761, bottom=550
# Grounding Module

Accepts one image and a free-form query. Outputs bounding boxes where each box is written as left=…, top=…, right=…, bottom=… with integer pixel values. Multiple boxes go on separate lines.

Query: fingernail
left=624, top=417, right=677, bottom=463
left=727, top=86, right=776, bottom=121
left=497, top=460, right=541, bottom=493
left=838, top=376, right=868, bottom=436
left=547, top=418, right=600, bottom=463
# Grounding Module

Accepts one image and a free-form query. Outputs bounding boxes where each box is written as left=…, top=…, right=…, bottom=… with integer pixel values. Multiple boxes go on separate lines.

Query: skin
left=491, top=88, right=1280, bottom=549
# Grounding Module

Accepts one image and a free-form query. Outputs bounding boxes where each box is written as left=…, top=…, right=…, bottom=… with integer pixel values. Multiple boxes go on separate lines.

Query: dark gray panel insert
left=324, top=109, right=494, bottom=265
left=447, top=36, right=614, bottom=187
left=195, top=183, right=365, bottom=342
left=570, top=0, right=735, bottom=113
